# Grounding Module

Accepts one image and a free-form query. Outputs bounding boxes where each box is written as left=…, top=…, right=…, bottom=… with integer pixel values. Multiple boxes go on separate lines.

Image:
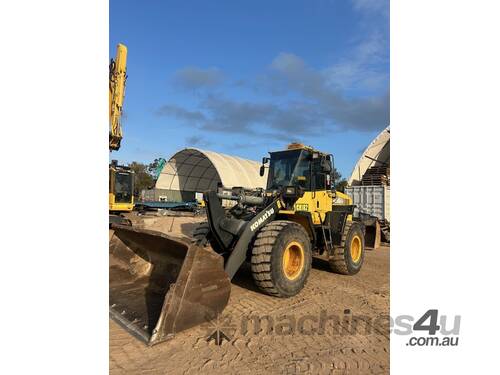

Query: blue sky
left=110, top=0, right=389, bottom=178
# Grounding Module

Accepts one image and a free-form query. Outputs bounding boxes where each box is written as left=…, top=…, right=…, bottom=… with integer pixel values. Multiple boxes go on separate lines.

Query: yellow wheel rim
left=350, top=235, right=362, bottom=263
left=282, top=241, right=305, bottom=280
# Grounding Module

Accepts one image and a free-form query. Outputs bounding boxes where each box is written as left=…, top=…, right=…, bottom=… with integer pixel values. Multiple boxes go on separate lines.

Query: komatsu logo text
left=250, top=208, right=275, bottom=232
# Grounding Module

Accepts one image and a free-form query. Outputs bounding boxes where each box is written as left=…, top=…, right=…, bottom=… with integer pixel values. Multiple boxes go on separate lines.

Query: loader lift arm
left=204, top=191, right=280, bottom=278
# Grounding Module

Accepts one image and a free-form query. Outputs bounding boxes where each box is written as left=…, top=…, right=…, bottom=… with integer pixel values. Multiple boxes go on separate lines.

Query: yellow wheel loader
left=110, top=143, right=365, bottom=345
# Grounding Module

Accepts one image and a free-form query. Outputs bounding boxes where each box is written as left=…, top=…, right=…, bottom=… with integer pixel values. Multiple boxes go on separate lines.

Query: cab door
left=310, top=158, right=333, bottom=224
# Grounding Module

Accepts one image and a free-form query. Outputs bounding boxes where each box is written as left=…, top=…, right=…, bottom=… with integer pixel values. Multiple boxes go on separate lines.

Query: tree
left=332, top=167, right=348, bottom=193
left=335, top=178, right=348, bottom=193
left=147, top=158, right=166, bottom=180
left=128, top=162, right=155, bottom=196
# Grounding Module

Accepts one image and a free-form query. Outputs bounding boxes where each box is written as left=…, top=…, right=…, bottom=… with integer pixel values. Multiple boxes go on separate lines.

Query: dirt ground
left=110, top=213, right=390, bottom=374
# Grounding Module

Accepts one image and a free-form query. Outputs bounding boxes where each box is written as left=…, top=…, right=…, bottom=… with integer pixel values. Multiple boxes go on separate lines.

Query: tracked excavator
left=109, top=143, right=365, bottom=345
left=109, top=43, right=134, bottom=219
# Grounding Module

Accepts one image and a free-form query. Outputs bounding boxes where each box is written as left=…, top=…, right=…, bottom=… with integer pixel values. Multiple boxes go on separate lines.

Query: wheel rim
left=350, top=235, right=362, bottom=263
left=282, top=241, right=305, bottom=280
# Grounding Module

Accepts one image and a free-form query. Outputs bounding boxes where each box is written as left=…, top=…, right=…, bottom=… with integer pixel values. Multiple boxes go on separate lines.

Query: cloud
left=351, top=0, right=389, bottom=17
left=155, top=104, right=206, bottom=123
left=157, top=38, right=388, bottom=138
left=172, top=66, right=224, bottom=90
left=185, top=135, right=212, bottom=147
left=157, top=96, right=329, bottom=141
left=193, top=94, right=333, bottom=140
left=323, top=32, right=388, bottom=91
left=263, top=52, right=389, bottom=131
left=199, top=95, right=275, bottom=134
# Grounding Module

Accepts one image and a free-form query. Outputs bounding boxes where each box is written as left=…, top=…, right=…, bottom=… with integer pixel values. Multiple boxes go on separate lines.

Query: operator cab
left=261, top=143, right=334, bottom=192
left=112, top=169, right=134, bottom=203
left=109, top=161, right=135, bottom=211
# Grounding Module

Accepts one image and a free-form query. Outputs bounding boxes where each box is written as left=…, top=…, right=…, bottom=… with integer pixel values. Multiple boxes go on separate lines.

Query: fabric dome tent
left=154, top=148, right=267, bottom=202
left=348, top=127, right=390, bottom=186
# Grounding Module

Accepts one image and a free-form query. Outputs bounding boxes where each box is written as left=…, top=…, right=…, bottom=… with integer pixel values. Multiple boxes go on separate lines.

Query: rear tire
left=251, top=220, right=312, bottom=297
left=329, top=221, right=365, bottom=275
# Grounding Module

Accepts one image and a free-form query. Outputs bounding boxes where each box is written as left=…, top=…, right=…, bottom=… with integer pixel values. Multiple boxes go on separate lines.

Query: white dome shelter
left=154, top=148, right=267, bottom=202
left=349, top=127, right=390, bottom=186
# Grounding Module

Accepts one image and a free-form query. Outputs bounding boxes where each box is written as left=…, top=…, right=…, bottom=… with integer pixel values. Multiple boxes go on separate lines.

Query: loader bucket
left=109, top=224, right=231, bottom=345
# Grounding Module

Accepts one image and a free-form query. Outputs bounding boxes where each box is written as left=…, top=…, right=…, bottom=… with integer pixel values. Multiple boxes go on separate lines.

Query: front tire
left=192, top=222, right=223, bottom=253
left=251, top=220, right=312, bottom=297
left=329, top=221, right=365, bottom=275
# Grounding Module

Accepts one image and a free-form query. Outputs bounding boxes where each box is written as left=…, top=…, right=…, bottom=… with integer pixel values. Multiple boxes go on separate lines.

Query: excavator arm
left=109, top=43, right=128, bottom=151
left=109, top=43, right=133, bottom=213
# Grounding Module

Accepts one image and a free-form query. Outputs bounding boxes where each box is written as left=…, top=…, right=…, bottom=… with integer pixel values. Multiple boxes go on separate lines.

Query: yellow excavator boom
left=109, top=43, right=128, bottom=151
left=108, top=44, right=133, bottom=213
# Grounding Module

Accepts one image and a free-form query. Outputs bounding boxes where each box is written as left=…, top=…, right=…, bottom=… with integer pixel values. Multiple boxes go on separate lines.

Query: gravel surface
left=110, top=214, right=390, bottom=374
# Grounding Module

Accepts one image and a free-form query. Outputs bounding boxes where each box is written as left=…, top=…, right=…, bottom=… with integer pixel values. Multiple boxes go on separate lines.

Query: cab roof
left=269, top=143, right=328, bottom=156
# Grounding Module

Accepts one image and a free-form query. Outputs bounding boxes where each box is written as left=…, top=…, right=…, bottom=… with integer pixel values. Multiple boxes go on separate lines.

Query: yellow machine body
left=108, top=44, right=133, bottom=213
left=109, top=164, right=134, bottom=213
left=272, top=143, right=353, bottom=229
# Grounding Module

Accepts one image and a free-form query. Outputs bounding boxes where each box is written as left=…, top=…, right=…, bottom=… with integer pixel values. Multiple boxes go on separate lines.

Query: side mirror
left=260, top=157, right=269, bottom=176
